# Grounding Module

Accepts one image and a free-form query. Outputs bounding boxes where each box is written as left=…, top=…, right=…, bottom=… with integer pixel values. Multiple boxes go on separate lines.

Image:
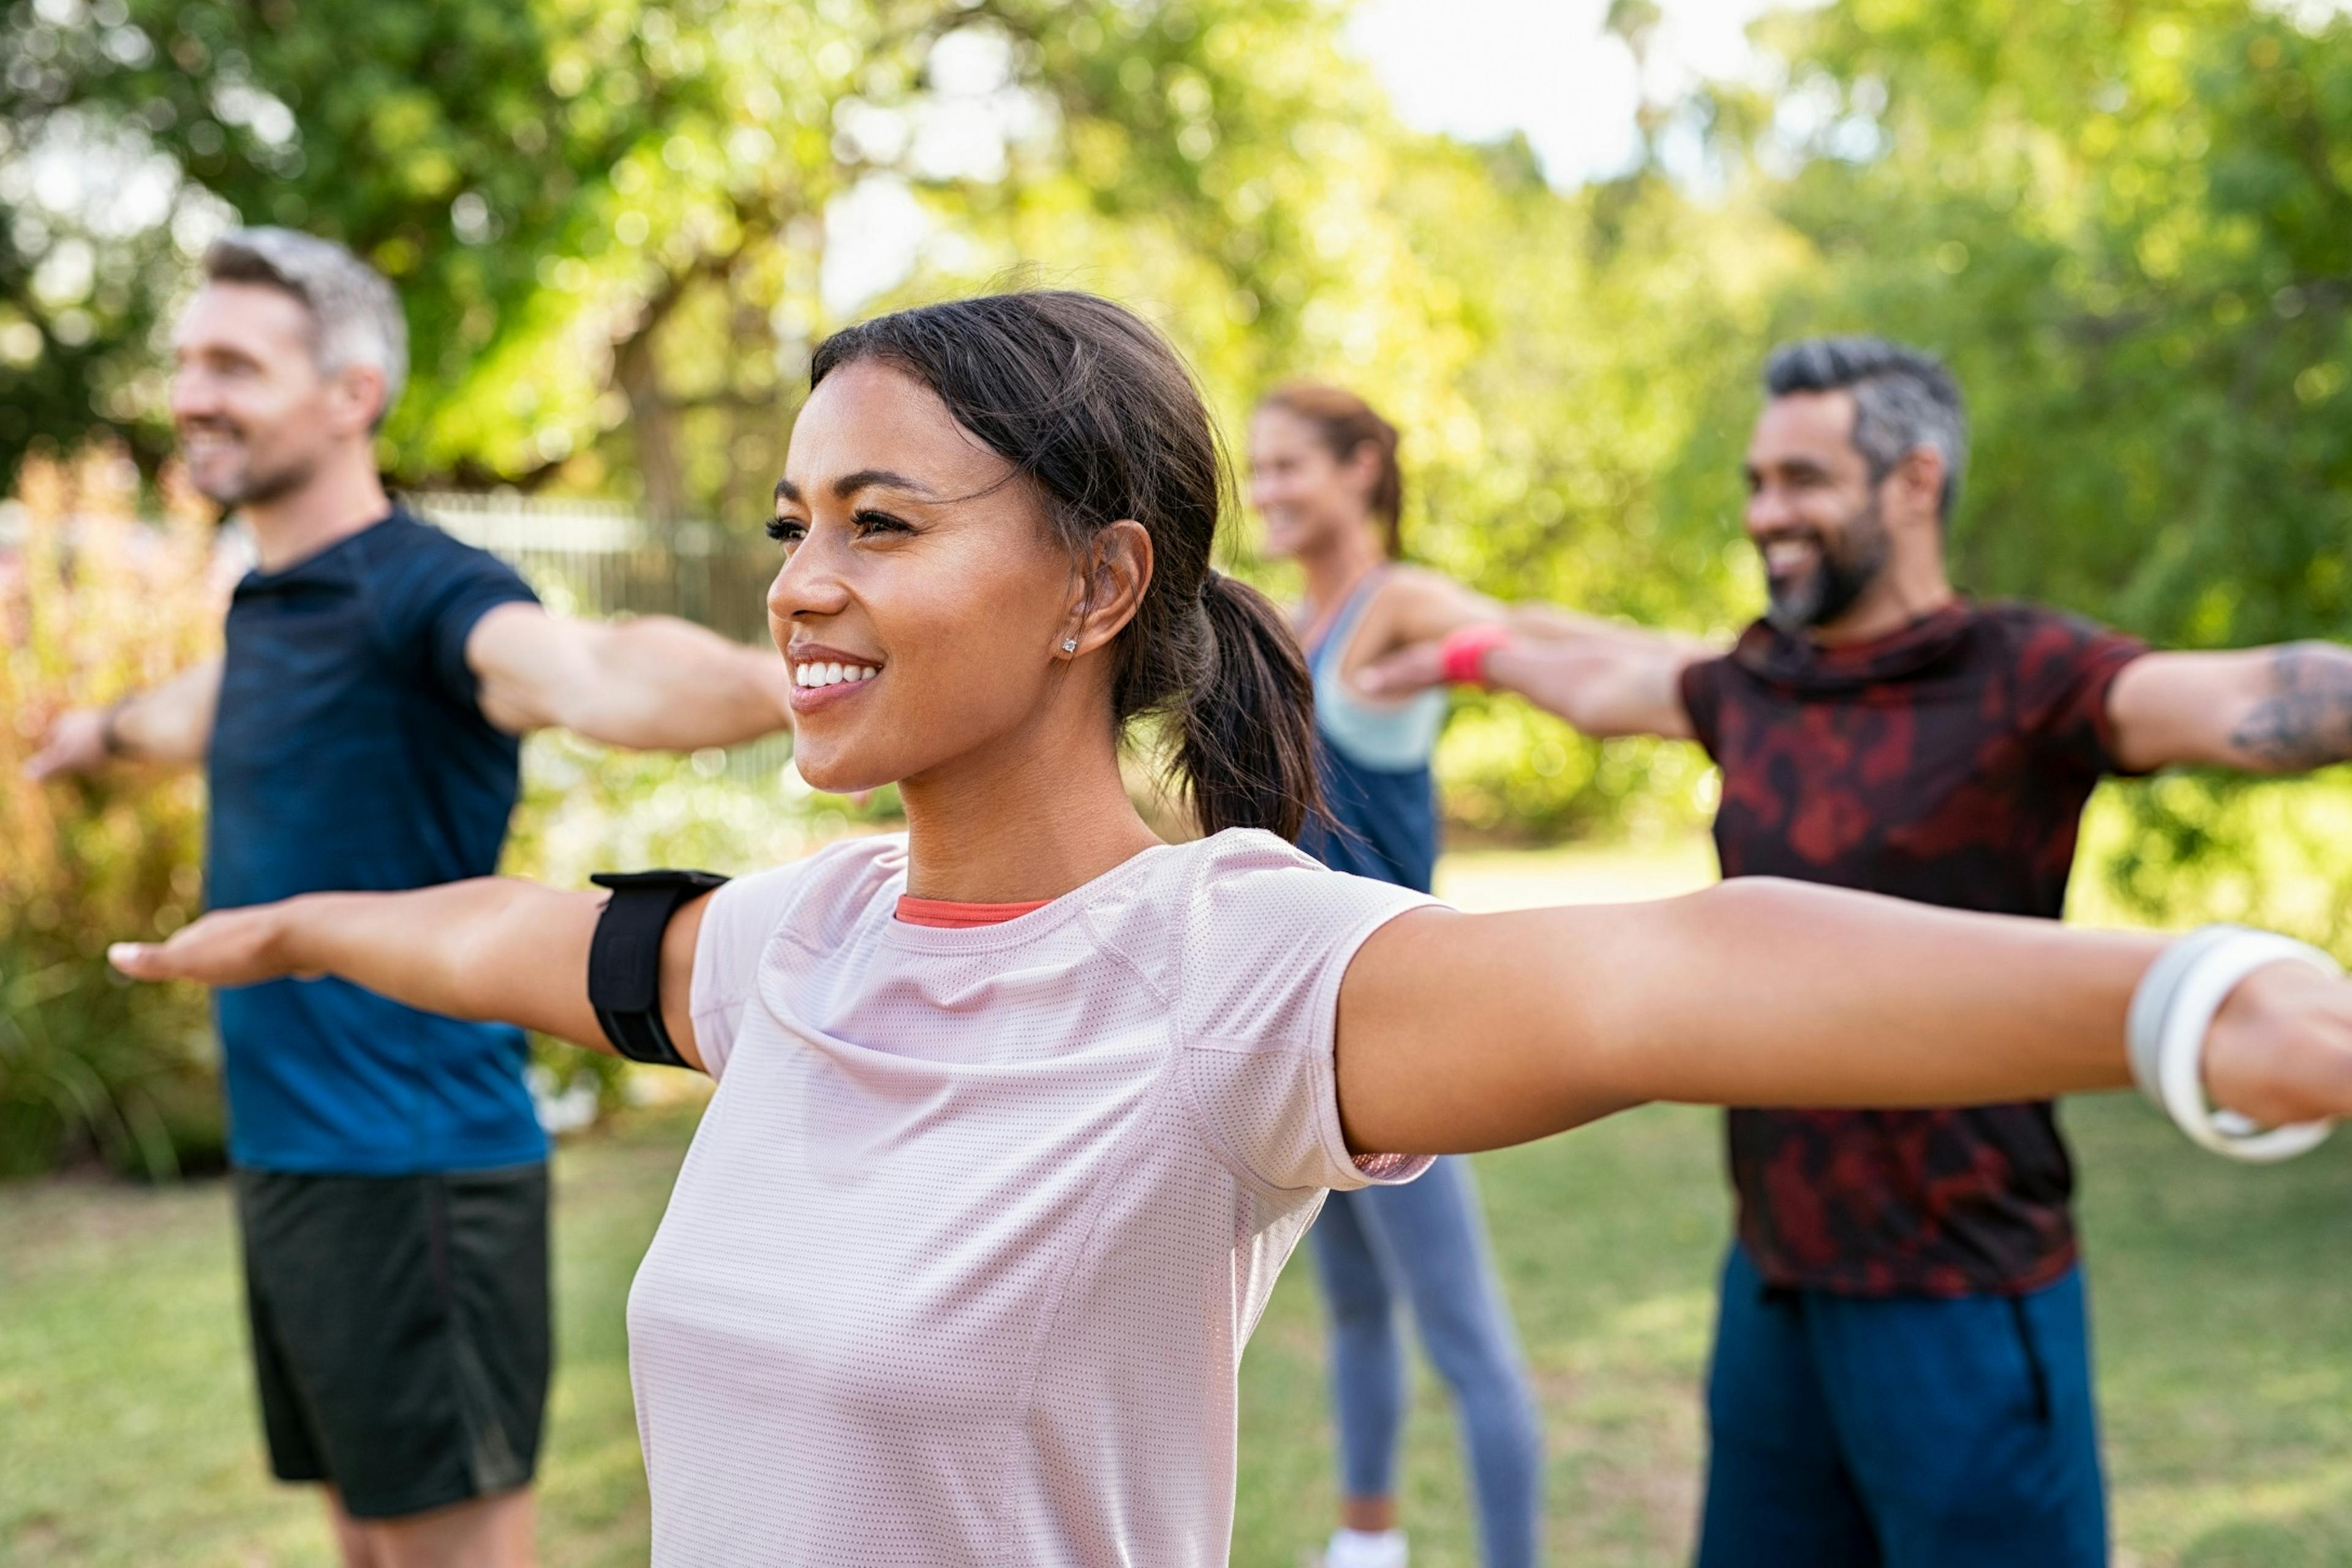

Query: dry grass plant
left=0, top=445, right=230, bottom=1176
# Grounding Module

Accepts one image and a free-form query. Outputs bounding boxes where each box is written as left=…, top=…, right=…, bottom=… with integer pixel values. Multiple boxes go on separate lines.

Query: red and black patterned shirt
left=1679, top=601, right=2147, bottom=1297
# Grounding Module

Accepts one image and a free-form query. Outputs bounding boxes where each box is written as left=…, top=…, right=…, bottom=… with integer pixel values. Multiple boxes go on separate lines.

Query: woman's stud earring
left=1061, top=638, right=1079, bottom=653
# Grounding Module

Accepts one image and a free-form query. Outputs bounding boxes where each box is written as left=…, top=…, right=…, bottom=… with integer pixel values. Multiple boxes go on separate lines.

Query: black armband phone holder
left=587, top=870, right=730, bottom=1068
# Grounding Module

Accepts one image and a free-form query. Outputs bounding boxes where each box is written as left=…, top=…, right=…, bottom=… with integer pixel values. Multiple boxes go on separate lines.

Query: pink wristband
left=1438, top=624, right=1511, bottom=687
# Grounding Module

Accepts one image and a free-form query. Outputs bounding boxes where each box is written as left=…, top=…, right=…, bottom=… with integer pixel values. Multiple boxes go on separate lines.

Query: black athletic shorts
left=235, top=1162, right=551, bottom=1520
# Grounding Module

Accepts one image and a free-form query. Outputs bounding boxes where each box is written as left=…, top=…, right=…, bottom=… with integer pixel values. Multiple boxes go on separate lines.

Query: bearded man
left=1367, top=336, right=2352, bottom=1567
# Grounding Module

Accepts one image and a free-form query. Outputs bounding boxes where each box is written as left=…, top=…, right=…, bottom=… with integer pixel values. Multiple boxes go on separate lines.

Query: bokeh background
left=6, top=1, right=2352, bottom=1562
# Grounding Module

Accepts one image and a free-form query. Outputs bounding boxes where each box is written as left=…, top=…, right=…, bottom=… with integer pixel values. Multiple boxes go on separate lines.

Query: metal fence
left=409, top=491, right=778, bottom=646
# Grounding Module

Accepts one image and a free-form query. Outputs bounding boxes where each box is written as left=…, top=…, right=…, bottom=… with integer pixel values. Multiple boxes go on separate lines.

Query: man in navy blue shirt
left=30, top=229, right=794, bottom=1567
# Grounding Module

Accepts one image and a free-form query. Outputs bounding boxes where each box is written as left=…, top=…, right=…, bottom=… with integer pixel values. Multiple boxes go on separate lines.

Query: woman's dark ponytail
left=810, top=291, right=1324, bottom=841
left=1181, top=571, right=1321, bottom=841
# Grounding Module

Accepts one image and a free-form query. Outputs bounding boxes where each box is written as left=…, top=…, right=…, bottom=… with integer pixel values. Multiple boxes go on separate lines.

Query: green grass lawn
left=7, top=842, right=2352, bottom=1566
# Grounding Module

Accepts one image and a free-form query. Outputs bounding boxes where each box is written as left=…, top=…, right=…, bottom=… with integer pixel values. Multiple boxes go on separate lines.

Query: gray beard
left=194, top=445, right=317, bottom=509
left=1765, top=500, right=1890, bottom=636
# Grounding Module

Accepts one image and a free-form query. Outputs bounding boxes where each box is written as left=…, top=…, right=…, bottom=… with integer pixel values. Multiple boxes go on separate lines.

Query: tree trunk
left=617, top=328, right=687, bottom=526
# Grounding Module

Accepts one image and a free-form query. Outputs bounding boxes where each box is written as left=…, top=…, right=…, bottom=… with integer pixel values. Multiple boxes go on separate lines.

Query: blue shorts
left=1696, top=1245, right=2106, bottom=1568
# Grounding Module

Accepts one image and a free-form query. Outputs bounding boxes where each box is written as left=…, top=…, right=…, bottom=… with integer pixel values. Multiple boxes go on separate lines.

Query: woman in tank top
left=112, top=291, right=2352, bottom=1568
left=1251, top=385, right=1542, bottom=1568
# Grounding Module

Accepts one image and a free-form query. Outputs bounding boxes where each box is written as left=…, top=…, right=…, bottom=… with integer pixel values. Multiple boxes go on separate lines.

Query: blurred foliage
left=2, top=0, right=1457, bottom=519
left=0, top=450, right=225, bottom=1177
left=506, top=731, right=896, bottom=891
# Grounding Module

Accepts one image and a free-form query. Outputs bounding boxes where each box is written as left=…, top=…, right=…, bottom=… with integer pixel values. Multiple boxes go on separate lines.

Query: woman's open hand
left=111, top=904, right=311, bottom=989
left=2204, top=961, right=2352, bottom=1128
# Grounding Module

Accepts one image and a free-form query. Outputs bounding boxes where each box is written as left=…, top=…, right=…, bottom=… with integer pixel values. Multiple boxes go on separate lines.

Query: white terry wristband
left=2125, top=925, right=2339, bottom=1163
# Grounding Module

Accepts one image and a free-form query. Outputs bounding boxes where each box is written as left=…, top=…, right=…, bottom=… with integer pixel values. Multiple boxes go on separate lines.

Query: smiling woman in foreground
left=113, top=292, right=2352, bottom=1568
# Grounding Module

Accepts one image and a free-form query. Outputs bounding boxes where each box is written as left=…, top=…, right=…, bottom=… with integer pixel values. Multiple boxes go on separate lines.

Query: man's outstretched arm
left=467, top=604, right=794, bottom=751
left=25, top=657, right=224, bottom=777
left=2108, top=642, right=2352, bottom=775
left=1359, top=622, right=1711, bottom=741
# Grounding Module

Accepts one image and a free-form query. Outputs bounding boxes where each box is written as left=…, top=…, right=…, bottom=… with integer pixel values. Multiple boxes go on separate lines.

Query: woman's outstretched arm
left=1335, top=878, right=2352, bottom=1155
left=109, top=878, right=714, bottom=1071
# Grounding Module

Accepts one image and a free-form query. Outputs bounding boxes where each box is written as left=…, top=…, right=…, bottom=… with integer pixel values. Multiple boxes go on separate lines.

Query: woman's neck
left=1296, top=522, right=1387, bottom=622
left=896, top=711, right=1163, bottom=904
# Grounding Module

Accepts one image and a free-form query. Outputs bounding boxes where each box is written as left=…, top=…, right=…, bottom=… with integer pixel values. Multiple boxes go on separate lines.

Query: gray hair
left=1763, top=336, right=1967, bottom=522
left=202, top=228, right=409, bottom=428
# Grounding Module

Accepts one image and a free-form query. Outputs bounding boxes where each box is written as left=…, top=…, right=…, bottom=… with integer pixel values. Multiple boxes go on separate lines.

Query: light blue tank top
left=1309, top=572, right=1447, bottom=771
left=1298, top=570, right=1448, bottom=892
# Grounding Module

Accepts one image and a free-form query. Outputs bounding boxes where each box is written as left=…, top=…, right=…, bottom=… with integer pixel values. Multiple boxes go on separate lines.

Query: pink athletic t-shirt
left=625, top=828, right=1437, bottom=1566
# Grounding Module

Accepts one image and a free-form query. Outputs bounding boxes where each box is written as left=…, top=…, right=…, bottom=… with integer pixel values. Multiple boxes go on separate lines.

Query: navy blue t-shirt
left=207, top=509, right=546, bottom=1174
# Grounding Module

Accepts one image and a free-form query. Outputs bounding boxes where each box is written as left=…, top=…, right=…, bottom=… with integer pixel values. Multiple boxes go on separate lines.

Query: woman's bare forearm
left=1338, top=878, right=2165, bottom=1155
left=1575, top=880, right=2157, bottom=1106
left=281, top=879, right=609, bottom=1048
left=116, top=873, right=717, bottom=1068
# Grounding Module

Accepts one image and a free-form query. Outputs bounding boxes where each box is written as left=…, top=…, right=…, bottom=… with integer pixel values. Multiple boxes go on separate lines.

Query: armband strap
left=587, top=870, right=729, bottom=1068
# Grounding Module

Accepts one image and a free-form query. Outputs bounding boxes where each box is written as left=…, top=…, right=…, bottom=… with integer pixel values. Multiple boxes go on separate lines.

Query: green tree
left=2, top=0, right=1506, bottom=527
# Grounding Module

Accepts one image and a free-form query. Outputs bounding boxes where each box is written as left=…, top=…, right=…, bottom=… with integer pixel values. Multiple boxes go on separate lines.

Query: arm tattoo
left=2228, top=643, right=2352, bottom=771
